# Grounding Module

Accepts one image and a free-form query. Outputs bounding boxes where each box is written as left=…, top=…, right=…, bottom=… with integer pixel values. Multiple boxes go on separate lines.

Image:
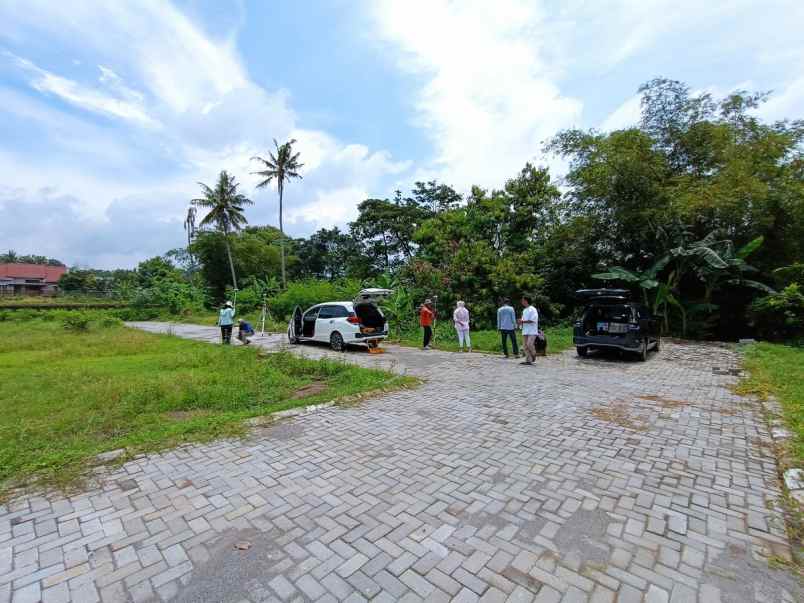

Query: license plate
left=597, top=322, right=608, bottom=331
left=608, top=323, right=628, bottom=334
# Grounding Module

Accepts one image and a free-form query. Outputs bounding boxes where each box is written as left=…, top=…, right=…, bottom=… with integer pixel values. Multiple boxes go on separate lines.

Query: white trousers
left=456, top=329, right=471, bottom=348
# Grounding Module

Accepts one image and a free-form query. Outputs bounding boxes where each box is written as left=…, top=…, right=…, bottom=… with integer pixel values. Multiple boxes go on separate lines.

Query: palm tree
left=192, top=171, right=253, bottom=292
left=252, top=138, right=303, bottom=287
left=183, top=206, right=197, bottom=248
left=183, top=206, right=197, bottom=265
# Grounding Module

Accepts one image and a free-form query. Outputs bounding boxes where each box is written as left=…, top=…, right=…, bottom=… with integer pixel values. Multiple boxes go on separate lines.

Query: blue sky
left=1, top=0, right=802, bottom=268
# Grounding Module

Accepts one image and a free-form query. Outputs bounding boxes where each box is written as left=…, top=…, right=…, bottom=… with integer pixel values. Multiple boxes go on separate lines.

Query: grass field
left=395, top=324, right=574, bottom=355
left=738, top=343, right=804, bottom=465
left=0, top=320, right=412, bottom=496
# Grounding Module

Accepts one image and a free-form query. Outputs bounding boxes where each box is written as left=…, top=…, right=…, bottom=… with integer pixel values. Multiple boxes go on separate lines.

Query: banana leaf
left=726, top=278, right=776, bottom=294
left=736, top=236, right=764, bottom=259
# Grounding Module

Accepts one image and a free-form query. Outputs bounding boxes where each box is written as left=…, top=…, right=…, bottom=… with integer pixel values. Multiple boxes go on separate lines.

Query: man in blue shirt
left=497, top=298, right=519, bottom=358
left=237, top=319, right=255, bottom=345
left=218, top=301, right=235, bottom=344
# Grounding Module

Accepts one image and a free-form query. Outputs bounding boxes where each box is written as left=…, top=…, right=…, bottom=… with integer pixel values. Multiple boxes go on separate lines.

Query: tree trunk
left=223, top=229, right=237, bottom=293
left=279, top=184, right=286, bottom=288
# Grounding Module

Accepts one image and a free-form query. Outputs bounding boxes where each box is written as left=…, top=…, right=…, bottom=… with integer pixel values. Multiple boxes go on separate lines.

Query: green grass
left=738, top=343, right=804, bottom=464
left=0, top=321, right=413, bottom=496
left=394, top=324, right=574, bottom=355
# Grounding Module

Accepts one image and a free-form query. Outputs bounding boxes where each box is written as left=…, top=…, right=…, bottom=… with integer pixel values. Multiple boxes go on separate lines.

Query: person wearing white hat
left=218, top=301, right=236, bottom=344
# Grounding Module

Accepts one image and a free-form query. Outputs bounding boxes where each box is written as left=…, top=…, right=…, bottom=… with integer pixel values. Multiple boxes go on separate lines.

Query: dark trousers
left=220, top=324, right=233, bottom=344
left=500, top=329, right=518, bottom=356
left=423, top=325, right=433, bottom=348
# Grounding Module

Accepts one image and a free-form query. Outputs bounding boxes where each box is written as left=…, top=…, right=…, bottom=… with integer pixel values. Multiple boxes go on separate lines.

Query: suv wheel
left=654, top=337, right=661, bottom=352
left=576, top=346, right=588, bottom=358
left=639, top=338, right=648, bottom=362
left=330, top=331, right=345, bottom=352
left=288, top=329, right=298, bottom=345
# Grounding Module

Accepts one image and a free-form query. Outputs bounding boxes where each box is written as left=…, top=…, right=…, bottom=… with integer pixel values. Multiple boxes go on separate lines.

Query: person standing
left=497, top=298, right=519, bottom=358
left=419, top=299, right=435, bottom=349
left=218, top=301, right=235, bottom=344
left=453, top=301, right=472, bottom=352
left=519, top=296, right=539, bottom=365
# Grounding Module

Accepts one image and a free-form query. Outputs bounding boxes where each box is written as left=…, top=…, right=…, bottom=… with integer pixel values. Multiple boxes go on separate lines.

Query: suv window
left=317, top=305, right=338, bottom=319
left=318, top=305, right=350, bottom=319
left=304, top=307, right=320, bottom=320
left=331, top=305, right=351, bottom=318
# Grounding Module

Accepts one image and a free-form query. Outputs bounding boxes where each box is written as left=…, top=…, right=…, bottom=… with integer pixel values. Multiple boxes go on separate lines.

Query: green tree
left=190, top=226, right=287, bottom=300
left=294, top=227, right=363, bottom=279
left=252, top=138, right=304, bottom=288
left=192, top=170, right=253, bottom=294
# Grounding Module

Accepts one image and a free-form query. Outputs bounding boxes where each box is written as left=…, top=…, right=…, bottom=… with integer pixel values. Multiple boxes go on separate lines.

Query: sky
left=1, top=0, right=802, bottom=268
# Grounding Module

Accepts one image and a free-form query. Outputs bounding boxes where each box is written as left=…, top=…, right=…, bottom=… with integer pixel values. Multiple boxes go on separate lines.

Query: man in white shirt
left=518, top=296, right=539, bottom=365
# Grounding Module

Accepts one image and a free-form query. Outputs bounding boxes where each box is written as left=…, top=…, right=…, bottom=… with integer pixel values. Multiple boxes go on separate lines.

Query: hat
left=225, top=301, right=233, bottom=307
left=424, top=298, right=432, bottom=304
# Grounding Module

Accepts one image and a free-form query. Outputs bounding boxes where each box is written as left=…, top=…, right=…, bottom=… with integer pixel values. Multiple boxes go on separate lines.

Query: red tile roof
left=0, top=263, right=67, bottom=283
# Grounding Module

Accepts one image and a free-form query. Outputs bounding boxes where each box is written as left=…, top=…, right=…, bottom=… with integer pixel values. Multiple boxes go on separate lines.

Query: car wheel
left=639, top=338, right=648, bottom=362
left=330, top=331, right=345, bottom=352
left=654, top=337, right=660, bottom=352
left=287, top=329, right=299, bottom=345
left=576, top=346, right=588, bottom=358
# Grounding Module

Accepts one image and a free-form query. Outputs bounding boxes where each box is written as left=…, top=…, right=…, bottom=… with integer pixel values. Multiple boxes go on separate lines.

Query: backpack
left=535, top=330, right=548, bottom=355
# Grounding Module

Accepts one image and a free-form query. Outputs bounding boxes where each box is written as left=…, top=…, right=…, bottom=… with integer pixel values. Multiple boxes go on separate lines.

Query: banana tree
left=593, top=255, right=670, bottom=305
left=691, top=235, right=774, bottom=303
left=373, top=273, right=413, bottom=338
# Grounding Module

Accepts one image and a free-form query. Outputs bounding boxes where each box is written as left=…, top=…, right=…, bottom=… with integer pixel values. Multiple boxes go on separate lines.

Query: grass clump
left=0, top=320, right=412, bottom=496
left=737, top=343, right=804, bottom=464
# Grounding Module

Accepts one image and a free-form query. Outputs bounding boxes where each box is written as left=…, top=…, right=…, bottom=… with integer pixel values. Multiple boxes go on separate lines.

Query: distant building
left=0, top=263, right=67, bottom=296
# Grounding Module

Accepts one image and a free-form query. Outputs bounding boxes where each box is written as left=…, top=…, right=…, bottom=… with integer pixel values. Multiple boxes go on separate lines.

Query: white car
left=287, top=288, right=392, bottom=351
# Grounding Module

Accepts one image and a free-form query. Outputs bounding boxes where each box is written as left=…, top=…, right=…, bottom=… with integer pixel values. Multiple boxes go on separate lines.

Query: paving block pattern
left=0, top=324, right=800, bottom=602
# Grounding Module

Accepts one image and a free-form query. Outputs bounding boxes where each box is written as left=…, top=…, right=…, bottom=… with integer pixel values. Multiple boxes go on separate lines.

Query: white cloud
left=0, top=0, right=411, bottom=265
left=370, top=0, right=582, bottom=190
left=758, top=77, right=804, bottom=123
left=3, top=51, right=159, bottom=127
left=600, top=94, right=642, bottom=132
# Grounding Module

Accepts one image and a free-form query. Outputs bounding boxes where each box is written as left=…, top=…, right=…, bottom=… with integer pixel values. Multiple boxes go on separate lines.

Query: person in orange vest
left=419, top=298, right=436, bottom=349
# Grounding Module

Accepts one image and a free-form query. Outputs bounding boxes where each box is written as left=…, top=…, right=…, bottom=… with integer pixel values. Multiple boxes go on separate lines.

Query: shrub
left=62, top=312, right=92, bottom=332
left=131, top=279, right=206, bottom=315
left=267, top=279, right=362, bottom=319
left=99, top=315, right=124, bottom=328
left=749, top=284, right=804, bottom=342
left=228, top=286, right=262, bottom=314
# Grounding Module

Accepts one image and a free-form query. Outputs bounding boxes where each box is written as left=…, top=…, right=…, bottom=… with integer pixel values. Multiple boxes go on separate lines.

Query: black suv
left=573, top=289, right=660, bottom=361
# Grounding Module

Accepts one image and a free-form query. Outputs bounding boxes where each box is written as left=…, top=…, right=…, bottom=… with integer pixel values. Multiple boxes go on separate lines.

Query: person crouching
left=237, top=319, right=255, bottom=345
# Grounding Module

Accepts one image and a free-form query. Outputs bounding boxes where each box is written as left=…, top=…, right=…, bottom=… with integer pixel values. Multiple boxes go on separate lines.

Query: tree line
left=54, top=79, right=804, bottom=340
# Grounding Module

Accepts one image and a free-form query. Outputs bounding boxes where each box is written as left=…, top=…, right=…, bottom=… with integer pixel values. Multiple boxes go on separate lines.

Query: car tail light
left=347, top=315, right=360, bottom=324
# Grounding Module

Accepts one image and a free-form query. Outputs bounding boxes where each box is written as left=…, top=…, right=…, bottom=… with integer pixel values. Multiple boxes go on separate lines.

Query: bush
left=99, top=315, right=124, bottom=328
left=749, top=284, right=804, bottom=342
left=131, top=279, right=206, bottom=315
left=228, top=286, right=262, bottom=314
left=62, top=312, right=92, bottom=332
left=267, top=279, right=362, bottom=319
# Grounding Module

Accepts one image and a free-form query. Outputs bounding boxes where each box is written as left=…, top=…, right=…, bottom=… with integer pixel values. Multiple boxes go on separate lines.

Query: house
left=0, top=263, right=67, bottom=296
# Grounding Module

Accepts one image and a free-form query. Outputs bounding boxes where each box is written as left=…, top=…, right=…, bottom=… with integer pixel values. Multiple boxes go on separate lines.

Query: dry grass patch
left=590, top=400, right=648, bottom=431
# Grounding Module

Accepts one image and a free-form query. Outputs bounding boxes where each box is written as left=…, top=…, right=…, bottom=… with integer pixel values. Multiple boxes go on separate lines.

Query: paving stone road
left=1, top=322, right=800, bottom=603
